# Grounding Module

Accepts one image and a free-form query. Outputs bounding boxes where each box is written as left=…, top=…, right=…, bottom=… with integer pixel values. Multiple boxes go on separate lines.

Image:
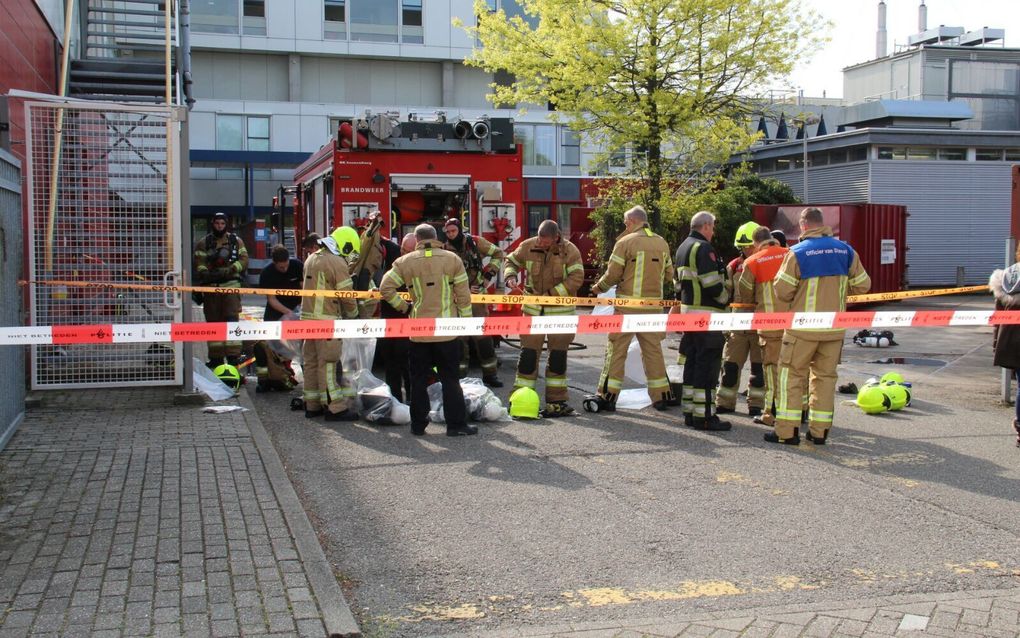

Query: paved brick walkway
left=0, top=388, right=357, bottom=638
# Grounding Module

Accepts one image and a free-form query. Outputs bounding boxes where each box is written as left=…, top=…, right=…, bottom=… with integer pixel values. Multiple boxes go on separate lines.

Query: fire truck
left=289, top=111, right=526, bottom=259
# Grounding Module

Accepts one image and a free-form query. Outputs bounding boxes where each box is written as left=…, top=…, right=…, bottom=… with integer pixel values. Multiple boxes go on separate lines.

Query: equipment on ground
left=883, top=382, right=911, bottom=410
left=880, top=371, right=905, bottom=385
left=508, top=387, right=540, bottom=419
left=213, top=363, right=241, bottom=392
left=582, top=394, right=616, bottom=413
left=856, top=384, right=891, bottom=414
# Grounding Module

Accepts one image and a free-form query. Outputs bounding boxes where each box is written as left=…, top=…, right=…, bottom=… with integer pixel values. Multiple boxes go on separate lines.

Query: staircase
left=68, top=0, right=191, bottom=106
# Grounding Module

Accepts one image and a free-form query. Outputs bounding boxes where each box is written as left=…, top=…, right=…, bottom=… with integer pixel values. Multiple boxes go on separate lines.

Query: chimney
left=919, top=1, right=928, bottom=32
left=877, top=1, right=888, bottom=58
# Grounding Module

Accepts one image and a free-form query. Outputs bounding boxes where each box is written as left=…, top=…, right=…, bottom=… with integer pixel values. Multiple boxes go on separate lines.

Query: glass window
left=514, top=125, right=535, bottom=165
left=877, top=146, right=907, bottom=160
left=907, top=147, right=935, bottom=161
left=609, top=147, right=628, bottom=168
left=811, top=152, right=829, bottom=166
left=1005, top=149, right=1020, bottom=161
left=216, top=115, right=244, bottom=150
left=527, top=205, right=551, bottom=237
left=775, top=158, right=793, bottom=171
left=351, top=0, right=398, bottom=43
left=247, top=116, right=270, bottom=151
left=534, top=125, right=555, bottom=166
left=848, top=147, right=867, bottom=162
left=242, top=0, right=266, bottom=35
left=501, top=0, right=539, bottom=28
left=561, top=129, right=580, bottom=166
left=937, top=148, right=965, bottom=161
left=976, top=148, right=1003, bottom=161
left=555, top=179, right=580, bottom=201
left=525, top=178, right=553, bottom=200
left=829, top=150, right=847, bottom=164
left=192, top=0, right=239, bottom=34
left=757, top=159, right=776, bottom=173
left=402, top=0, right=423, bottom=44
left=325, top=0, right=347, bottom=40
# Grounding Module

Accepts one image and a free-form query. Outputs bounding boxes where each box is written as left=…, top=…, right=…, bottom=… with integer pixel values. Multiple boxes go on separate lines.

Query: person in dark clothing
left=989, top=245, right=1020, bottom=446
left=376, top=233, right=413, bottom=402
left=258, top=244, right=303, bottom=321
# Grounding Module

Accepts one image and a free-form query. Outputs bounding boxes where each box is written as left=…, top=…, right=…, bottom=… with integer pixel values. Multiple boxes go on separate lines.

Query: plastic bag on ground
left=342, top=337, right=377, bottom=374
left=427, top=378, right=511, bottom=423
left=351, top=369, right=410, bottom=425
left=192, top=357, right=236, bottom=401
left=591, top=286, right=616, bottom=316
left=615, top=388, right=652, bottom=410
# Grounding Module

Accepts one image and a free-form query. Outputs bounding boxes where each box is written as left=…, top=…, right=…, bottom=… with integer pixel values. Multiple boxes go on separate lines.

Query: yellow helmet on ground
left=213, top=363, right=241, bottom=392
left=857, top=385, right=890, bottom=414
left=508, top=387, right=540, bottom=420
left=883, top=382, right=910, bottom=410
left=330, top=226, right=361, bottom=258
left=880, top=371, right=905, bottom=385
left=734, top=221, right=761, bottom=248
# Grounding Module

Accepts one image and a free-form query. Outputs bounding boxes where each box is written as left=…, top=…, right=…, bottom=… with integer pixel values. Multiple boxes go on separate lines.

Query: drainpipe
left=179, top=0, right=195, bottom=109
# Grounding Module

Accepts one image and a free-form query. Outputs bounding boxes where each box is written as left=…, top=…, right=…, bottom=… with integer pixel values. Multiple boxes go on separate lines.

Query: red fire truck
left=290, top=111, right=526, bottom=258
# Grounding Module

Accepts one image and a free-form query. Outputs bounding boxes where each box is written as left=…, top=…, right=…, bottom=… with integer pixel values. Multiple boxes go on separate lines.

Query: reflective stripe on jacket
left=379, top=240, right=472, bottom=342
left=300, top=248, right=359, bottom=320
left=504, top=237, right=584, bottom=316
left=674, top=230, right=729, bottom=312
left=445, top=234, right=505, bottom=287
left=591, top=224, right=673, bottom=312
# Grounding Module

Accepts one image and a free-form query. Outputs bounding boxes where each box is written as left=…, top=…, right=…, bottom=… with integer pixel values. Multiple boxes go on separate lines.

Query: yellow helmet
left=880, top=371, right=905, bottom=385
left=213, top=363, right=241, bottom=392
left=856, top=385, right=890, bottom=414
left=883, top=383, right=910, bottom=411
left=330, top=226, right=361, bottom=258
left=508, top=387, right=540, bottom=420
left=734, top=221, right=761, bottom=248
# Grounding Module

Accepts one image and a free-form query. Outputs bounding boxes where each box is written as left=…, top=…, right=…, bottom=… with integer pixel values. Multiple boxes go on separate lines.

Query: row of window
left=192, top=0, right=530, bottom=43
left=755, top=146, right=1020, bottom=173
left=755, top=147, right=869, bottom=173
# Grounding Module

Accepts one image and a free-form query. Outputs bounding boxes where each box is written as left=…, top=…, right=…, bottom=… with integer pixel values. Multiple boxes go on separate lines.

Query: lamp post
left=792, top=116, right=820, bottom=203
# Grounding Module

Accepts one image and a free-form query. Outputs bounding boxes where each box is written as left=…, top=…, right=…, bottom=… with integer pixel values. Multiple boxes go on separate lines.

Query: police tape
left=2, top=309, right=1017, bottom=346
left=19, top=279, right=992, bottom=310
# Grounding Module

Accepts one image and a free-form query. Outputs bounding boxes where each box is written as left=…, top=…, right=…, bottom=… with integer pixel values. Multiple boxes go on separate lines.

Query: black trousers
left=378, top=336, right=411, bottom=403
left=681, top=331, right=725, bottom=419
left=410, top=339, right=466, bottom=429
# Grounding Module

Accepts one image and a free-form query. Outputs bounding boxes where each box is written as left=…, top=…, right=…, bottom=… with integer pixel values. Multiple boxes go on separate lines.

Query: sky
left=786, top=0, right=1020, bottom=98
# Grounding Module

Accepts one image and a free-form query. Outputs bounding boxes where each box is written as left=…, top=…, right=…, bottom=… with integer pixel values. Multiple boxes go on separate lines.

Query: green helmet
left=883, top=382, right=910, bottom=411
left=857, top=385, right=890, bottom=414
left=734, top=221, right=761, bottom=248
left=880, top=371, right=905, bottom=385
left=508, top=387, right=540, bottom=419
left=213, top=363, right=241, bottom=392
left=330, top=226, right=362, bottom=259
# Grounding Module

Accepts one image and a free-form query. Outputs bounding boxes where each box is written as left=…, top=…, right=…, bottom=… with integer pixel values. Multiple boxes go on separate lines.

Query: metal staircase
left=69, top=0, right=192, bottom=107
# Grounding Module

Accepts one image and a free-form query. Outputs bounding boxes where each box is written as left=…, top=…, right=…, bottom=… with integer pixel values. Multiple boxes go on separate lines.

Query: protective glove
left=210, top=267, right=233, bottom=283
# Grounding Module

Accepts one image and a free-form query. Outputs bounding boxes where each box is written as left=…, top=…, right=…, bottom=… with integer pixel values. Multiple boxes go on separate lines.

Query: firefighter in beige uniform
left=193, top=212, right=248, bottom=367
left=717, top=221, right=765, bottom=416
left=586, top=206, right=674, bottom=412
left=767, top=207, right=871, bottom=445
left=503, top=220, right=585, bottom=417
left=300, top=230, right=360, bottom=421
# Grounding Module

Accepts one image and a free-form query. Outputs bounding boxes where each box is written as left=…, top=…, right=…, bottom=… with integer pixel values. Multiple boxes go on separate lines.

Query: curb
left=237, top=388, right=362, bottom=638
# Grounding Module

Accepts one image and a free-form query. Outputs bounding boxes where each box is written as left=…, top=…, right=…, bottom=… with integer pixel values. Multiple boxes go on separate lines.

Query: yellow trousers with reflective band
left=302, top=338, right=349, bottom=414
left=515, top=333, right=573, bottom=402
left=774, top=334, right=843, bottom=439
left=757, top=333, right=783, bottom=425
left=597, top=309, right=671, bottom=404
left=717, top=330, right=764, bottom=410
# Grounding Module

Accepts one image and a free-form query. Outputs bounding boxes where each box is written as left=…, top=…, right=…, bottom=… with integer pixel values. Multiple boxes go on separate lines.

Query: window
left=192, top=0, right=239, bottom=34
left=325, top=0, right=346, bottom=40
left=1005, top=149, right=1020, bottom=161
left=216, top=115, right=271, bottom=179
left=242, top=0, right=265, bottom=35
left=937, top=148, right=965, bottom=161
left=402, top=0, right=423, bottom=44
left=351, top=1, right=398, bottom=42
left=561, top=129, right=580, bottom=166
left=976, top=148, right=1003, bottom=161
left=810, top=152, right=829, bottom=166
left=514, top=124, right=556, bottom=166
left=609, top=148, right=628, bottom=168
left=907, top=147, right=935, bottom=161
left=246, top=116, right=270, bottom=151
left=848, top=147, right=867, bottom=162
left=775, top=158, right=793, bottom=171
left=757, top=159, right=776, bottom=173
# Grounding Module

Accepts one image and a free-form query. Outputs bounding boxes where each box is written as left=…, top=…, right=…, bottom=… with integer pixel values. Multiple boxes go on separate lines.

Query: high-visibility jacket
left=591, top=223, right=673, bottom=312
left=674, top=230, right=729, bottom=312
left=301, top=248, right=359, bottom=320
left=504, top=237, right=584, bottom=316
left=774, top=226, right=871, bottom=340
left=444, top=233, right=505, bottom=288
left=736, top=240, right=790, bottom=336
left=194, top=232, right=248, bottom=286
left=379, top=240, right=472, bottom=342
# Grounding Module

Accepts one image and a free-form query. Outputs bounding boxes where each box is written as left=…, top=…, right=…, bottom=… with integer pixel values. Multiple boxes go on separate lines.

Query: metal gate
left=25, top=101, right=184, bottom=388
left=0, top=147, right=25, bottom=447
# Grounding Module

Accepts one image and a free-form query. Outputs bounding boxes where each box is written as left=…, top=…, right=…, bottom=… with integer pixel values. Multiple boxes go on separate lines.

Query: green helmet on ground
left=213, top=363, right=241, bottom=392
left=734, top=221, right=761, bottom=248
left=508, top=387, right=540, bottom=419
left=330, top=226, right=361, bottom=259
left=883, top=383, right=910, bottom=410
left=857, top=385, right=890, bottom=414
left=880, top=371, right=905, bottom=385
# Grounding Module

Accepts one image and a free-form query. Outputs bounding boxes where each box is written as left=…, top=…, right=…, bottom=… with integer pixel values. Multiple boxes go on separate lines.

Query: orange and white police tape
left=2, top=309, right=1018, bottom=346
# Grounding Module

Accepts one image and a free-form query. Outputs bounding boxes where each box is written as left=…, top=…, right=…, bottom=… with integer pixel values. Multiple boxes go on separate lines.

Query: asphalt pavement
left=250, top=294, right=1020, bottom=637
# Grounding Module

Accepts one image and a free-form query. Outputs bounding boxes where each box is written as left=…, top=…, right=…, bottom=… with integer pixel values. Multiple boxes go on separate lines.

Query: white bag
left=615, top=388, right=652, bottom=410
left=351, top=369, right=410, bottom=425
left=192, top=357, right=236, bottom=401
left=590, top=286, right=616, bottom=316
left=427, top=378, right=511, bottom=423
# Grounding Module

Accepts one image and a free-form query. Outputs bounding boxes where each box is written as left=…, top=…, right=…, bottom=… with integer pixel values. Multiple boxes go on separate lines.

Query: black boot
left=806, top=430, right=828, bottom=445
left=683, top=413, right=695, bottom=428
left=764, top=428, right=800, bottom=445
left=694, top=416, right=732, bottom=431
left=483, top=374, right=504, bottom=388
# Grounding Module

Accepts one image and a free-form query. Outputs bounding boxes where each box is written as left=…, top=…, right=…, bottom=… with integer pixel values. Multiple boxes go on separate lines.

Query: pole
left=44, top=0, right=76, bottom=272
left=1004, top=236, right=1017, bottom=405
left=802, top=133, right=809, bottom=203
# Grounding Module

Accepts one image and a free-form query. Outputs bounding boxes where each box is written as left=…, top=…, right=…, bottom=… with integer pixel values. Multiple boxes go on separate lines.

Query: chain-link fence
left=26, top=101, right=183, bottom=388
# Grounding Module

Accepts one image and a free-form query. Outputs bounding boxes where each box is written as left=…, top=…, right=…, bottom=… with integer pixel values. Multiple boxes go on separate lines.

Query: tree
left=460, top=0, right=825, bottom=230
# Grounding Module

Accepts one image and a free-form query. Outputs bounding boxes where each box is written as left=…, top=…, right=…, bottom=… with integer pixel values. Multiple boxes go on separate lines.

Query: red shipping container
left=751, top=204, right=907, bottom=295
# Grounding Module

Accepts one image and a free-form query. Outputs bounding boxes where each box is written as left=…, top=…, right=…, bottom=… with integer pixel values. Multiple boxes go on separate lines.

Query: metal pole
left=179, top=107, right=195, bottom=394
left=1004, top=236, right=1017, bottom=405
left=802, top=134, right=809, bottom=203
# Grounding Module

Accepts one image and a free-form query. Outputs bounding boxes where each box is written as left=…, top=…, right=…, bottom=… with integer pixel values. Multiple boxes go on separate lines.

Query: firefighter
left=767, top=207, right=871, bottom=445
left=379, top=224, right=477, bottom=437
left=193, top=212, right=248, bottom=368
left=585, top=206, right=674, bottom=412
left=503, top=219, right=585, bottom=417
left=735, top=226, right=790, bottom=426
left=674, top=211, right=731, bottom=431
left=300, top=229, right=360, bottom=421
left=350, top=211, right=386, bottom=319
left=254, top=244, right=303, bottom=392
left=442, top=217, right=505, bottom=387
left=717, top=221, right=765, bottom=416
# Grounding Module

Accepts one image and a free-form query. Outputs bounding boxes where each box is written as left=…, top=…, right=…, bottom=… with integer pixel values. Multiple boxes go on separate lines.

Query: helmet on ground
left=857, top=385, right=891, bottom=414
left=508, top=387, right=540, bottom=419
left=883, top=383, right=910, bottom=410
left=330, top=226, right=361, bottom=258
left=863, top=377, right=881, bottom=388
left=734, top=221, right=761, bottom=248
left=213, top=363, right=241, bottom=391
left=880, top=371, right=905, bottom=385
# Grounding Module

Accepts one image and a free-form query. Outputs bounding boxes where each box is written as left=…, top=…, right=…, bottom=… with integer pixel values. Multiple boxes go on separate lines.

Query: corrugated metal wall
left=769, top=162, right=871, bottom=204
left=0, top=147, right=25, bottom=450
left=870, top=162, right=1013, bottom=286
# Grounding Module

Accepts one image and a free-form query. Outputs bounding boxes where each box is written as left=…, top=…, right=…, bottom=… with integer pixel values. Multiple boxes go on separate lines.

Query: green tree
left=461, top=0, right=825, bottom=230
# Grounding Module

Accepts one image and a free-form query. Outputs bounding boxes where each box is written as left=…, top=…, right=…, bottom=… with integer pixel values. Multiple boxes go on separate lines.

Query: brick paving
left=0, top=388, right=356, bottom=638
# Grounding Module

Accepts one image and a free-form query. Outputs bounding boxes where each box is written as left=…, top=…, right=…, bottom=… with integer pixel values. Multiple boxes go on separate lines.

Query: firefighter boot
left=764, top=428, right=801, bottom=446
left=541, top=401, right=575, bottom=418
left=583, top=394, right=616, bottom=413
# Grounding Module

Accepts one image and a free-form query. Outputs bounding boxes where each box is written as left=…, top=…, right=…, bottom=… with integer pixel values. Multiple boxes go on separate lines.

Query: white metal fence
left=25, top=100, right=183, bottom=388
